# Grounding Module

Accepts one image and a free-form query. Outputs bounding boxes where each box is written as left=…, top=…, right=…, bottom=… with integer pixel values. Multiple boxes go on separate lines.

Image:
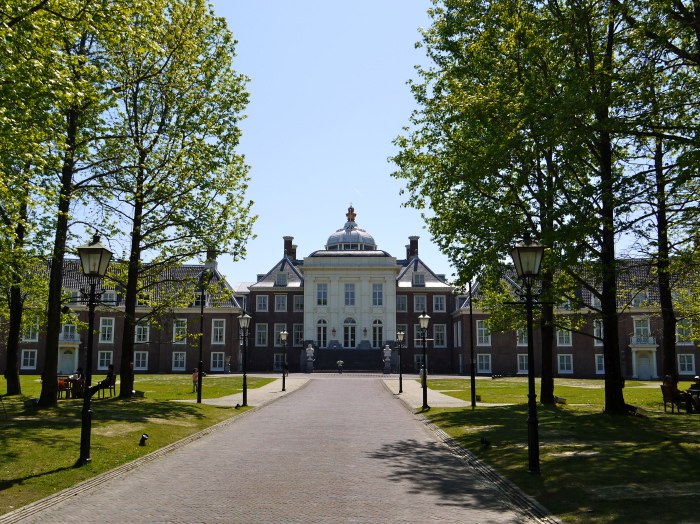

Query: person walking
left=337, top=360, right=344, bottom=374
left=192, top=368, right=199, bottom=392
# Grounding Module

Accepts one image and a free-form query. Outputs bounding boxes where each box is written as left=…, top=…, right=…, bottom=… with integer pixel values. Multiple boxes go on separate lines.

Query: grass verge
left=426, top=377, right=700, bottom=524
left=0, top=374, right=273, bottom=516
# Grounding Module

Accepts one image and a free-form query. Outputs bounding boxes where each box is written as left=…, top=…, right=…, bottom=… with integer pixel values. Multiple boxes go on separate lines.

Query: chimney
left=283, top=236, right=294, bottom=257
left=408, top=236, right=420, bottom=258
left=291, top=244, right=298, bottom=259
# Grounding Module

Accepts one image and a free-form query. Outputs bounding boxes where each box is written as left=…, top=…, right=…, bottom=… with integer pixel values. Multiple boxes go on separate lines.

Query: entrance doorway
left=637, top=353, right=653, bottom=380
left=59, top=348, right=76, bottom=374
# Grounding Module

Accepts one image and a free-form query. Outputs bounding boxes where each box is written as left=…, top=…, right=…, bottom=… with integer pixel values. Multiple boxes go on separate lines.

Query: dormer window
left=632, top=292, right=647, bottom=308
left=413, top=274, right=425, bottom=286
left=276, top=273, right=287, bottom=286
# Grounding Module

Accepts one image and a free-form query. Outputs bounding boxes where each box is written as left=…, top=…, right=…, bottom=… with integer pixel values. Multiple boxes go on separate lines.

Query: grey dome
left=325, top=206, right=377, bottom=251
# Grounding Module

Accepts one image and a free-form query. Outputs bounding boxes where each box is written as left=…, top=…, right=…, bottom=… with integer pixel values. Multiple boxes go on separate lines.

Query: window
left=317, top=283, right=328, bottom=306
left=372, top=320, right=383, bottom=348
left=172, top=352, right=186, bottom=371
left=343, top=317, right=356, bottom=348
left=276, top=273, right=287, bottom=286
left=556, top=299, right=572, bottom=310
left=211, top=352, right=225, bottom=371
left=274, top=323, right=287, bottom=346
left=67, top=291, right=80, bottom=304
left=396, top=295, right=407, bottom=312
left=138, top=292, right=151, bottom=307
left=677, top=320, right=693, bottom=345
left=414, top=324, right=423, bottom=345
left=434, top=324, right=447, bottom=347
left=477, top=354, right=491, bottom=373
left=293, top=324, right=304, bottom=346
left=273, top=353, right=285, bottom=372
left=632, top=292, right=647, bottom=308
left=275, top=295, right=287, bottom=312
left=134, top=351, right=148, bottom=371
left=558, top=354, right=573, bottom=374
left=372, top=284, right=383, bottom=306
left=174, top=319, right=187, bottom=344
left=345, top=284, right=355, bottom=306
left=591, top=295, right=602, bottom=308
left=477, top=320, right=490, bottom=345
left=414, top=295, right=426, bottom=313
left=595, top=354, right=605, bottom=374
left=23, top=319, right=39, bottom=342
left=433, top=295, right=446, bottom=312
left=516, top=328, right=528, bottom=346
left=679, top=354, right=696, bottom=375
left=135, top=323, right=150, bottom=343
left=557, top=329, right=572, bottom=346
left=20, top=349, right=37, bottom=370
left=97, top=351, right=113, bottom=369
left=100, top=318, right=114, bottom=343
left=413, top=273, right=425, bottom=286
left=294, top=295, right=304, bottom=312
left=518, top=354, right=528, bottom=373
left=61, top=324, right=78, bottom=342
left=317, top=319, right=327, bottom=347
left=102, top=292, right=117, bottom=306
left=397, top=324, right=408, bottom=346
left=633, top=318, right=651, bottom=343
left=414, top=354, right=426, bottom=370
left=593, top=320, right=604, bottom=346
left=256, top=295, right=268, bottom=312
left=212, top=319, right=225, bottom=344
left=255, top=324, right=268, bottom=346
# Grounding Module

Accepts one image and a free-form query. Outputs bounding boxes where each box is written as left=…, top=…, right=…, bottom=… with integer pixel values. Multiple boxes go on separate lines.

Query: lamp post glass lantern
left=396, top=331, right=404, bottom=394
left=238, top=312, right=251, bottom=406
left=76, top=235, right=113, bottom=465
left=510, top=236, right=545, bottom=474
left=418, top=311, right=430, bottom=410
left=280, top=330, right=288, bottom=391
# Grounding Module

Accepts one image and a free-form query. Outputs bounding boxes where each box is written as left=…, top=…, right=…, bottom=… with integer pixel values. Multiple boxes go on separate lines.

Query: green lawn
left=0, top=374, right=273, bottom=516
left=425, top=377, right=700, bottom=524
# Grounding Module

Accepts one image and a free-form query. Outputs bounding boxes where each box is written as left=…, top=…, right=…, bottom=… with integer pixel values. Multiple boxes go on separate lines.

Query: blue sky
left=208, top=0, right=454, bottom=285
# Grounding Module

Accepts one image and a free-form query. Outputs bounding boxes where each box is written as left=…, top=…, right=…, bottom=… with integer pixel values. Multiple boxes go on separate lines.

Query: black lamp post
left=197, top=269, right=213, bottom=404
left=418, top=311, right=430, bottom=410
left=76, top=235, right=113, bottom=465
left=280, top=330, right=288, bottom=391
left=510, top=235, right=545, bottom=474
left=469, top=281, right=476, bottom=410
left=396, top=330, right=404, bottom=394
left=238, top=312, right=251, bottom=406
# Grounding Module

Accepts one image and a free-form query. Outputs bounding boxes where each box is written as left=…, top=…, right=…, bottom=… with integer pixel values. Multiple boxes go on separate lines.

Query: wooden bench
left=98, top=374, right=117, bottom=398
left=57, top=376, right=71, bottom=399
left=660, top=384, right=686, bottom=413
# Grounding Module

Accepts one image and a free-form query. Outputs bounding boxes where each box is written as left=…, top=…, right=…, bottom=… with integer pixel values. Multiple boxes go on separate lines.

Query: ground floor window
left=21, top=349, right=37, bottom=369
left=517, top=354, right=528, bottom=374
left=558, top=354, right=573, bottom=374
left=679, top=354, right=696, bottom=375
left=414, top=354, right=426, bottom=371
left=372, top=320, right=383, bottom=349
left=477, top=354, right=491, bottom=373
left=293, top=324, right=304, bottom=347
left=211, top=352, right=224, bottom=371
left=173, top=352, right=186, bottom=371
left=97, top=351, right=113, bottom=370
left=134, top=351, right=148, bottom=371
left=595, top=354, right=605, bottom=374
left=273, top=353, right=285, bottom=371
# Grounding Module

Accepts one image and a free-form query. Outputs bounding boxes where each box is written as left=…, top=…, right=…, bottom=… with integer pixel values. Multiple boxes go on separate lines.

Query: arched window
left=372, top=319, right=383, bottom=349
left=343, top=317, right=356, bottom=348
left=317, top=319, right=327, bottom=348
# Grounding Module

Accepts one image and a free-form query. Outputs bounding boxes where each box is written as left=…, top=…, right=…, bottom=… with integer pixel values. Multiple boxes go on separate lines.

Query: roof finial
left=346, top=204, right=356, bottom=223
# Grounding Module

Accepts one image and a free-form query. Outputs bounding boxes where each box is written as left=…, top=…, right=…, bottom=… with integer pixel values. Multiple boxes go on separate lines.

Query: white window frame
left=20, top=349, right=37, bottom=370
left=61, top=324, right=78, bottom=342
left=433, top=295, right=446, bottom=312
left=273, top=353, right=285, bottom=372
left=212, top=319, right=225, bottom=344
left=293, top=323, right=304, bottom=347
left=343, top=318, right=356, bottom=348
left=317, top=319, right=327, bottom=348
left=211, top=352, right=225, bottom=371
left=256, top=295, right=268, bottom=312
left=172, top=351, right=186, bottom=371
left=518, top=354, right=528, bottom=373
left=102, top=291, right=117, bottom=306
left=476, top=320, right=491, bottom=346
left=396, top=295, right=407, bottom=312
left=23, top=319, right=40, bottom=342
left=134, top=351, right=148, bottom=371
left=317, top=283, right=328, bottom=306
left=294, top=295, right=304, bottom=312
left=372, top=284, right=383, bottom=306
left=275, top=273, right=287, bottom=286
left=557, top=328, right=572, bottom=346
left=275, top=294, right=287, bottom=312
left=397, top=324, right=408, bottom=346
left=434, top=324, right=447, bottom=347
left=344, top=284, right=355, bottom=306
left=135, top=323, right=150, bottom=343
left=676, top=319, right=693, bottom=345
left=516, top=328, right=528, bottom=346
left=413, top=273, right=425, bottom=286
left=593, top=319, right=604, bottom=346
left=99, top=317, right=114, bottom=343
left=414, top=295, right=427, bottom=313
left=97, top=350, right=113, bottom=370
left=558, top=354, right=573, bottom=374
left=632, top=292, right=647, bottom=308
left=477, top=353, right=491, bottom=373
left=595, top=354, right=605, bottom=374
left=372, top=320, right=383, bottom=349
left=256, top=324, right=268, bottom=346
left=679, top=354, right=696, bottom=375
left=174, top=319, right=187, bottom=344
left=274, top=323, right=287, bottom=346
